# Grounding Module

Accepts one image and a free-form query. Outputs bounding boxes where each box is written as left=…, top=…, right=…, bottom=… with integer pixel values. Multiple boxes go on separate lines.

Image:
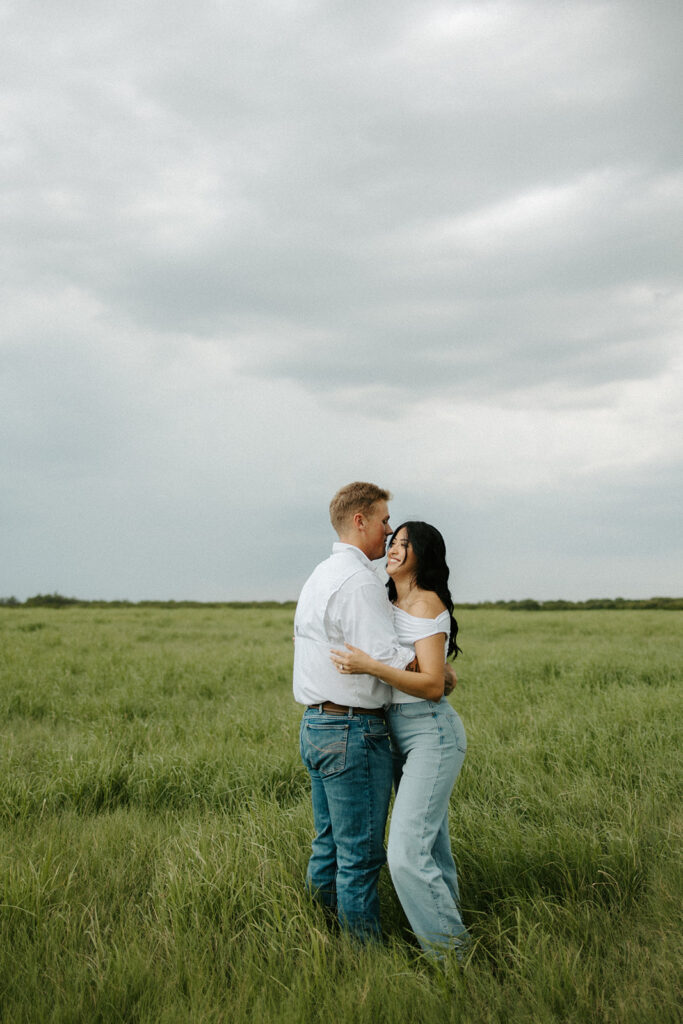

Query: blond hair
left=329, top=481, right=392, bottom=534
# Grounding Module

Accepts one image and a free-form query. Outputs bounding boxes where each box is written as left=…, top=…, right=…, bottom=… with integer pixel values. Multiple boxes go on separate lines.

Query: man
left=292, top=482, right=415, bottom=942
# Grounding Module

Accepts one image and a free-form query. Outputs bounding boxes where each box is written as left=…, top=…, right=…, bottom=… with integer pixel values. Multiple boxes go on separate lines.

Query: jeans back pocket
left=302, top=721, right=349, bottom=776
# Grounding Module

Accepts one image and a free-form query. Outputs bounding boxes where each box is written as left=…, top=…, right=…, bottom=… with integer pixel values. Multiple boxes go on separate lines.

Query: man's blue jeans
left=300, top=707, right=393, bottom=941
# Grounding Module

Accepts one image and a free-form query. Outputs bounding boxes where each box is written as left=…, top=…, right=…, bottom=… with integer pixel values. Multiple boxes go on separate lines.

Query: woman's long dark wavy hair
left=386, top=521, right=462, bottom=659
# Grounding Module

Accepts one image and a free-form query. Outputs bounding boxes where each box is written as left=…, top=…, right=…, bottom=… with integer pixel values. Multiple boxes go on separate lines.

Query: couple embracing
left=293, top=482, right=468, bottom=959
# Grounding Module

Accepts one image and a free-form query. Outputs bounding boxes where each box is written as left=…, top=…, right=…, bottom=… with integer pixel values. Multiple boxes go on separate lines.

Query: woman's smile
left=386, top=527, right=416, bottom=577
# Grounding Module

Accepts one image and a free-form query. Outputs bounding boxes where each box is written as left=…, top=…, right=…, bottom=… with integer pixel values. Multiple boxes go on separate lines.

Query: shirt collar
left=332, top=541, right=372, bottom=567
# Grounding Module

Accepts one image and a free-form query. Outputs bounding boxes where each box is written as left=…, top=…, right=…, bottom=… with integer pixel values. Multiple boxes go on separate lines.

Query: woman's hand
left=330, top=643, right=375, bottom=676
left=331, top=636, right=444, bottom=700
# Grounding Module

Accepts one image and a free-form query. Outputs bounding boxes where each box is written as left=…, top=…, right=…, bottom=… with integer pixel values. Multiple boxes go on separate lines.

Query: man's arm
left=443, top=661, right=457, bottom=697
left=333, top=578, right=414, bottom=670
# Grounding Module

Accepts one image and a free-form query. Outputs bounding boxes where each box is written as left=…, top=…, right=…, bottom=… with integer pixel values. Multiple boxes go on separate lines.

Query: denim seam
left=396, top=709, right=455, bottom=941
left=423, top=721, right=454, bottom=938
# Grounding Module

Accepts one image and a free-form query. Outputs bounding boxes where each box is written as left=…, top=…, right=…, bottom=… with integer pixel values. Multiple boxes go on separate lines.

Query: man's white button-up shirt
left=292, top=542, right=414, bottom=708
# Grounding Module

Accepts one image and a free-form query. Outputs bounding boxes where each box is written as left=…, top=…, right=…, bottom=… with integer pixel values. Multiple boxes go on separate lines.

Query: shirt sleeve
left=330, top=577, right=414, bottom=670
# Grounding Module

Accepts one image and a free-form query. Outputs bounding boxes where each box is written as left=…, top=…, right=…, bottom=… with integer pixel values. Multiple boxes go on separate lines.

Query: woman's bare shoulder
left=405, top=590, right=447, bottom=619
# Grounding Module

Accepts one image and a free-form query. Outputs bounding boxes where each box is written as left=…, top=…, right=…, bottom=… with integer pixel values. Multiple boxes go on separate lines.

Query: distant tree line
left=453, top=597, right=683, bottom=611
left=0, top=594, right=298, bottom=610
left=1, top=593, right=681, bottom=611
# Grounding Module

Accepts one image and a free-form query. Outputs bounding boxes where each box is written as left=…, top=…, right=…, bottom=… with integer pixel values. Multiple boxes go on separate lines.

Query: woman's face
left=386, top=527, right=417, bottom=579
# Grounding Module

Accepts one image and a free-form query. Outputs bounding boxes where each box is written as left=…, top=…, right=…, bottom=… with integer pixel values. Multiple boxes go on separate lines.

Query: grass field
left=0, top=606, right=680, bottom=1023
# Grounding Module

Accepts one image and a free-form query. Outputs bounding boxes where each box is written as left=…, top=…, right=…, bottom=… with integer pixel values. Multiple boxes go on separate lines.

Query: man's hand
left=443, top=662, right=457, bottom=696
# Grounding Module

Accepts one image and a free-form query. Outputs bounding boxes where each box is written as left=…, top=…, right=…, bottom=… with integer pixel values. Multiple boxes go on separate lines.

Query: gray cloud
left=1, top=0, right=681, bottom=601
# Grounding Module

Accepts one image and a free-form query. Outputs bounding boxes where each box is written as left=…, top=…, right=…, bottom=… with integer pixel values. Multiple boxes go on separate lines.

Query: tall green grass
left=0, top=607, right=680, bottom=1023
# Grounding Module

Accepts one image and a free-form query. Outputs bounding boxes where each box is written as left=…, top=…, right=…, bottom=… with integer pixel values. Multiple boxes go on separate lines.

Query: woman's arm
left=330, top=632, right=447, bottom=701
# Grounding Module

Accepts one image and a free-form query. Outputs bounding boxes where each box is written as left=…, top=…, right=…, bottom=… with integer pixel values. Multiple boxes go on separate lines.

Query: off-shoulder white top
left=390, top=605, right=450, bottom=704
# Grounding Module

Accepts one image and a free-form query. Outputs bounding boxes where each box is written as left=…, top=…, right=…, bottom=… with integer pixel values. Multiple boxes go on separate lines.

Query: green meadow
left=0, top=605, right=680, bottom=1023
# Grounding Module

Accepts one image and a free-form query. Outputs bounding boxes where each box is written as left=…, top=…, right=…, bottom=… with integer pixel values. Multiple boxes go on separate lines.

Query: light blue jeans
left=300, top=707, right=393, bottom=942
left=387, top=698, right=468, bottom=956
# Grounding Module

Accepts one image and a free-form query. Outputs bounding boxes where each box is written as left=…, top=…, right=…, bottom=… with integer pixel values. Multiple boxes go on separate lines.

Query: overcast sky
left=2, top=0, right=681, bottom=603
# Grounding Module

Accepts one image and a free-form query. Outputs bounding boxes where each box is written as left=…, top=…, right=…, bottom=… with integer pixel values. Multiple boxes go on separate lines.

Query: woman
left=331, top=521, right=468, bottom=959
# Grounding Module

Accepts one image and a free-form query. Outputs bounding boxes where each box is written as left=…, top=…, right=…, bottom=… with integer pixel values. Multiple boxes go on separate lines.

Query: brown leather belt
left=307, top=701, right=385, bottom=717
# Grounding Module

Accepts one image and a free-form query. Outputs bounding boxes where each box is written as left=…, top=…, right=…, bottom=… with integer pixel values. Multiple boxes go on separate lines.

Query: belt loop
left=347, top=706, right=353, bottom=718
